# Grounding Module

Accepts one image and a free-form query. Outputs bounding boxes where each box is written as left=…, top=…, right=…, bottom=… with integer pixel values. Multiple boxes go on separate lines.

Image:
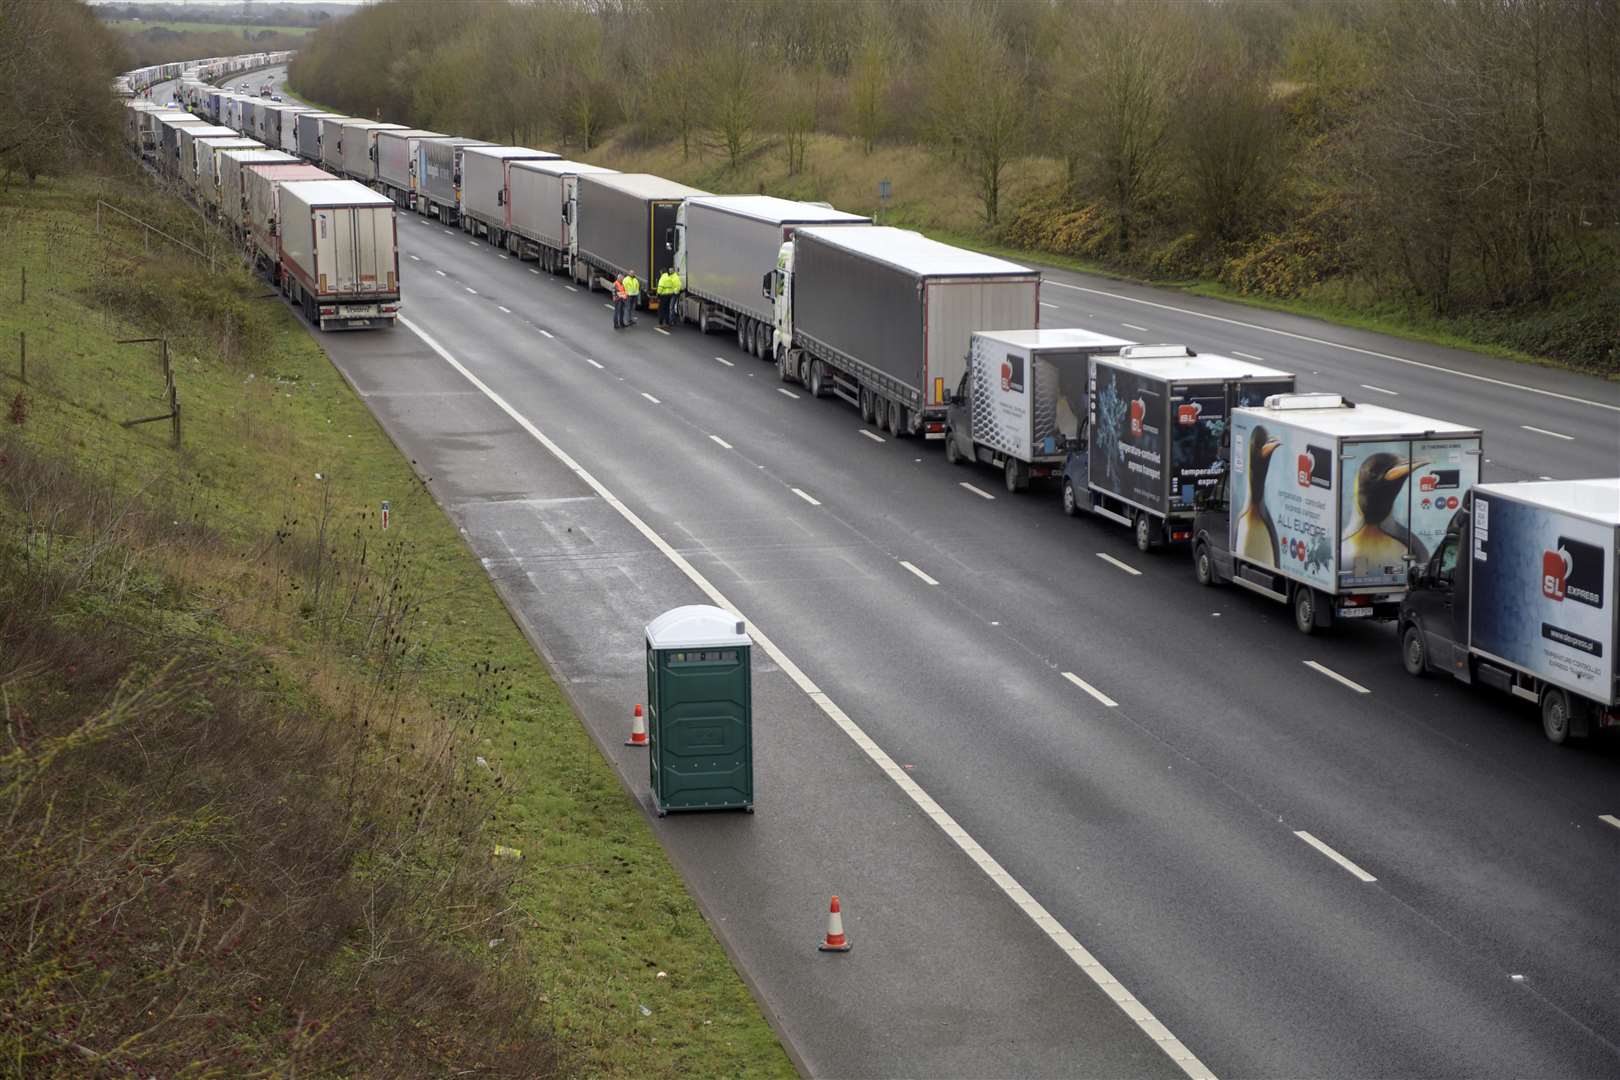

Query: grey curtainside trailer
left=770, top=226, right=1041, bottom=437
left=458, top=146, right=559, bottom=243
left=574, top=173, right=709, bottom=299
left=416, top=137, right=490, bottom=226
left=295, top=112, right=342, bottom=163
left=505, top=159, right=617, bottom=274
left=374, top=129, right=442, bottom=207
left=678, top=195, right=868, bottom=355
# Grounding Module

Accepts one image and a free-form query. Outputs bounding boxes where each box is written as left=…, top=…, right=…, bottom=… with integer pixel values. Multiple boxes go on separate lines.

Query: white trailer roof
left=796, top=225, right=1034, bottom=278
left=340, top=120, right=405, bottom=133
left=1239, top=397, right=1480, bottom=439
left=645, top=605, right=751, bottom=649
left=511, top=158, right=617, bottom=178
left=277, top=179, right=393, bottom=207
left=183, top=125, right=238, bottom=138
left=1475, top=478, right=1620, bottom=525
left=377, top=129, right=443, bottom=141
left=464, top=145, right=561, bottom=163
left=976, top=329, right=1135, bottom=352
left=688, top=194, right=869, bottom=226
left=1107, top=350, right=1294, bottom=382
left=584, top=172, right=708, bottom=201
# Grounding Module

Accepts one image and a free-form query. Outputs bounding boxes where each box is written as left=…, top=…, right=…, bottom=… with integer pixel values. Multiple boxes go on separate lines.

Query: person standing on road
left=622, top=270, right=641, bottom=326
left=612, top=274, right=629, bottom=329
left=657, top=267, right=682, bottom=327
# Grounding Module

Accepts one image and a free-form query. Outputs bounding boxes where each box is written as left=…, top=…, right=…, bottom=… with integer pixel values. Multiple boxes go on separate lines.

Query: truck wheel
left=860, top=388, right=877, bottom=424
left=776, top=347, right=793, bottom=383
left=1401, top=624, right=1428, bottom=677
left=874, top=396, right=889, bottom=431
left=699, top=306, right=713, bottom=334
left=1004, top=457, right=1027, bottom=493
left=887, top=402, right=907, bottom=438
left=1195, top=542, right=1215, bottom=586
left=755, top=321, right=771, bottom=359
left=1293, top=586, right=1320, bottom=635
left=1541, top=688, right=1573, bottom=745
left=809, top=359, right=826, bottom=398
left=1062, top=478, right=1080, bottom=517
left=737, top=316, right=750, bottom=352
left=1134, top=512, right=1155, bottom=552
left=945, top=432, right=962, bottom=465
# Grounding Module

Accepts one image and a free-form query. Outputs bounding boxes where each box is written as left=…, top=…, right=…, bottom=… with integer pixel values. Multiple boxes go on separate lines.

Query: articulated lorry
left=1079, top=347, right=1296, bottom=550
left=416, top=137, right=489, bottom=226
left=676, top=196, right=868, bottom=357
left=944, top=330, right=1135, bottom=492
left=505, top=159, right=617, bottom=274
left=1192, top=393, right=1483, bottom=634
left=176, top=124, right=236, bottom=186
left=767, top=226, right=1040, bottom=437
left=374, top=129, right=442, bottom=208
left=218, top=148, right=298, bottom=237
left=1400, top=479, right=1619, bottom=744
left=340, top=121, right=406, bottom=183
left=194, top=137, right=262, bottom=212
left=275, top=179, right=400, bottom=331
left=244, top=163, right=338, bottom=279
left=318, top=116, right=355, bottom=173
left=573, top=173, right=709, bottom=304
left=459, top=146, right=560, bottom=245
left=294, top=112, right=343, bottom=163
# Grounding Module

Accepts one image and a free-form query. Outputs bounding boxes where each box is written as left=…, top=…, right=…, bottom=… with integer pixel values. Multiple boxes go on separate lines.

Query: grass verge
left=0, top=167, right=792, bottom=1077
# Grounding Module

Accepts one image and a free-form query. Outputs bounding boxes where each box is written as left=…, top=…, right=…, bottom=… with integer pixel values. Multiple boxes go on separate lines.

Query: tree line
left=0, top=0, right=128, bottom=185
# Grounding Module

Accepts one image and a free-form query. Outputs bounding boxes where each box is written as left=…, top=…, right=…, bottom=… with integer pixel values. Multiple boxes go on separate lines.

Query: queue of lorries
left=119, top=54, right=1619, bottom=745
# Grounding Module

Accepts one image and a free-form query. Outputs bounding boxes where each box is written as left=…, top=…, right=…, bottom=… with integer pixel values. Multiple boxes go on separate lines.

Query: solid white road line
left=497, top=306, right=511, bottom=314
left=959, top=481, right=996, bottom=500
left=1360, top=383, right=1399, bottom=396
left=1121, top=323, right=1150, bottom=333
left=434, top=269, right=446, bottom=277
left=1043, top=279, right=1620, bottom=414
left=792, top=487, right=822, bottom=507
left=583, top=357, right=604, bottom=369
left=465, top=287, right=477, bottom=295
left=899, top=560, right=939, bottom=586
left=538, top=329, right=554, bottom=338
left=859, top=429, right=886, bottom=443
left=1294, top=831, right=1378, bottom=883
left=1521, top=424, right=1575, bottom=441
left=641, top=392, right=661, bottom=404
left=1062, top=671, right=1119, bottom=708
left=709, top=435, right=733, bottom=450
left=1097, top=552, right=1143, bottom=576
left=1304, top=660, right=1370, bottom=694
left=1600, top=814, right=1620, bottom=832
left=1232, top=351, right=1265, bottom=362
left=777, top=387, right=800, bottom=399
left=399, top=312, right=1211, bottom=1080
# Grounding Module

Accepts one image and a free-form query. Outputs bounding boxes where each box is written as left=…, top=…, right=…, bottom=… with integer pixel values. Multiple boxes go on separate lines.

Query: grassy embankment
left=0, top=167, right=791, bottom=1076
left=583, top=132, right=1613, bottom=377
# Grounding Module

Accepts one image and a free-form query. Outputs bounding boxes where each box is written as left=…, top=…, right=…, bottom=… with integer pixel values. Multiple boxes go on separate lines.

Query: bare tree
left=920, top=2, right=1028, bottom=225
left=700, top=33, right=768, bottom=172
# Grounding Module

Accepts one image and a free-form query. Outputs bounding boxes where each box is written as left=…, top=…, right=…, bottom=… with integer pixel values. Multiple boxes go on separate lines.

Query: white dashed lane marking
left=1122, top=323, right=1149, bottom=332
left=959, top=482, right=996, bottom=500
left=464, top=287, right=477, bottom=295
left=792, top=488, right=822, bottom=506
left=1522, top=425, right=1575, bottom=441
left=641, top=392, right=661, bottom=404
left=777, top=388, right=800, bottom=399
left=1232, top=351, right=1265, bottom=362
left=709, top=435, right=733, bottom=450
left=584, top=357, right=604, bottom=369
left=1295, top=831, right=1378, bottom=883
left=1600, top=814, right=1620, bottom=832
left=899, top=560, right=939, bottom=586
left=497, top=306, right=511, bottom=314
left=1062, top=672, right=1118, bottom=708
left=859, top=429, right=886, bottom=443
left=1360, top=384, right=1399, bottom=396
left=714, top=356, right=734, bottom=367
left=408, top=254, right=420, bottom=261
left=1304, top=660, right=1370, bottom=694
left=434, top=269, right=446, bottom=277
left=538, top=329, right=554, bottom=338
left=1096, top=553, right=1142, bottom=576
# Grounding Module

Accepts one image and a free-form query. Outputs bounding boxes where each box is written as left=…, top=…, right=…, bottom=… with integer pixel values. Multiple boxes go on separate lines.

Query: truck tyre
left=945, top=431, right=962, bottom=465
left=1004, top=457, right=1027, bottom=493
left=887, top=402, right=907, bottom=438
left=753, top=321, right=768, bottom=358
left=1401, top=624, right=1428, bottom=677
left=860, top=388, right=877, bottom=424
left=1293, top=586, right=1321, bottom=635
left=1541, top=688, right=1572, bottom=745
left=1062, top=478, right=1080, bottom=517
left=874, top=396, right=889, bottom=432
left=699, top=306, right=713, bottom=334
left=1195, top=542, right=1215, bottom=586
left=1134, top=512, right=1155, bottom=552
left=777, top=346, right=793, bottom=382
left=737, top=316, right=750, bottom=352
left=809, top=359, right=827, bottom=398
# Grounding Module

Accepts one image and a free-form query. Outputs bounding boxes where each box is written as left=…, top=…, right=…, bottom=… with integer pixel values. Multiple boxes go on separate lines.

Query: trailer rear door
left=924, top=277, right=1039, bottom=410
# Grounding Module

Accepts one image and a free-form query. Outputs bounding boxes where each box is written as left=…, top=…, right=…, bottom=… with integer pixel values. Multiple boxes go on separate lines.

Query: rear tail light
left=381, top=304, right=398, bottom=313
left=319, top=306, right=336, bottom=316
left=925, top=421, right=944, bottom=433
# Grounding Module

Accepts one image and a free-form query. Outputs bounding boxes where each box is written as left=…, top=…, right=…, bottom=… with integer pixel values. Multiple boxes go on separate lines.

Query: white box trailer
left=770, top=225, right=1040, bottom=437
left=944, top=330, right=1135, bottom=493
left=374, top=129, right=442, bottom=207
left=505, top=158, right=617, bottom=274
left=218, top=148, right=297, bottom=232
left=195, top=137, right=262, bottom=211
left=1400, top=478, right=1620, bottom=743
left=416, top=137, right=490, bottom=225
left=340, top=121, right=405, bottom=182
left=1193, top=393, right=1483, bottom=633
left=678, top=195, right=869, bottom=349
left=319, top=116, right=354, bottom=173
left=276, top=179, right=400, bottom=332
left=273, top=106, right=317, bottom=155
left=459, top=146, right=560, bottom=242
left=1081, top=347, right=1296, bottom=549
left=296, top=112, right=343, bottom=162
left=244, top=162, right=338, bottom=274
left=177, top=124, right=236, bottom=189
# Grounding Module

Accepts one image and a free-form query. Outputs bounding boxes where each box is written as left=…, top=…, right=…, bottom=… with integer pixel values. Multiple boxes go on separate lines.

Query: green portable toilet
left=645, top=605, right=753, bottom=816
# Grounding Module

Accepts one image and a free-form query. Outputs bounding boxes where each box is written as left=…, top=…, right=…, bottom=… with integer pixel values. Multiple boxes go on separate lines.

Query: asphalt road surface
left=179, top=65, right=1620, bottom=1078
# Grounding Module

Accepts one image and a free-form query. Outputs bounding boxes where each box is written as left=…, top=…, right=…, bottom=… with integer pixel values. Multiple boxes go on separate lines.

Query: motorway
left=170, top=67, right=1620, bottom=1078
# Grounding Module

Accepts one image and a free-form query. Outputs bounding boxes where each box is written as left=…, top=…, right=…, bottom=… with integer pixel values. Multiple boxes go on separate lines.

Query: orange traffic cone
left=626, top=704, right=648, bottom=747
left=818, top=895, right=852, bottom=952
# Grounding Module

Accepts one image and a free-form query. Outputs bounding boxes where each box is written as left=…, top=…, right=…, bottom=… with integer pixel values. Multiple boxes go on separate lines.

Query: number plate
left=1336, top=606, right=1376, bottom=619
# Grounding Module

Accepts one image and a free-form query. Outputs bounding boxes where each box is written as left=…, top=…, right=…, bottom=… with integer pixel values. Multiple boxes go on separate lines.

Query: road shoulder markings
left=398, top=315, right=1215, bottom=1080
left=792, top=488, right=821, bottom=507
left=1521, top=424, right=1575, bottom=441
left=1304, top=660, right=1370, bottom=694
left=899, top=560, right=939, bottom=586
left=1062, top=672, right=1118, bottom=708
left=1294, top=831, right=1377, bottom=883
left=959, top=481, right=996, bottom=500
left=1097, top=552, right=1142, bottom=576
